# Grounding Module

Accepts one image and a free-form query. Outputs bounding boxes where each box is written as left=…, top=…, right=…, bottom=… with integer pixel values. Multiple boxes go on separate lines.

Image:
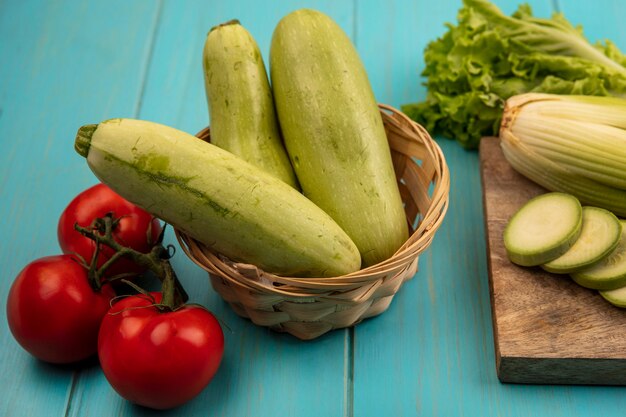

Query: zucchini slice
left=542, top=207, right=622, bottom=274
left=600, top=285, right=626, bottom=308
left=504, top=192, right=582, bottom=266
left=571, top=220, right=626, bottom=289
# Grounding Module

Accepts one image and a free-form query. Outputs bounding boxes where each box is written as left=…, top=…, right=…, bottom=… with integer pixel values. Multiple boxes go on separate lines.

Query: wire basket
left=176, top=103, right=450, bottom=340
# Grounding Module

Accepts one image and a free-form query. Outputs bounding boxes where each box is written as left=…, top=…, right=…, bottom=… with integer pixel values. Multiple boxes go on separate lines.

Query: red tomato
left=6, top=255, right=115, bottom=364
left=98, top=293, right=224, bottom=409
left=57, top=183, right=162, bottom=277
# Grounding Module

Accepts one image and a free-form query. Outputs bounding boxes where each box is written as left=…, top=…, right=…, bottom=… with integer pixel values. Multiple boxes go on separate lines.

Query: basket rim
left=175, top=103, right=450, bottom=292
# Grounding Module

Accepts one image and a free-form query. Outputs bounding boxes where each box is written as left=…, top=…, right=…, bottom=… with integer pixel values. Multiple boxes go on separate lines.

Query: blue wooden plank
left=139, top=0, right=356, bottom=134
left=352, top=0, right=626, bottom=416
left=354, top=0, right=555, bottom=109
left=0, top=1, right=161, bottom=416
left=66, top=1, right=357, bottom=416
left=2, top=0, right=626, bottom=416
left=557, top=0, right=626, bottom=51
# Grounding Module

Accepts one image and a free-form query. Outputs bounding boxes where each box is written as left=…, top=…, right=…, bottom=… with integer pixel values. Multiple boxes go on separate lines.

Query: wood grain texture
left=0, top=1, right=161, bottom=416
left=480, top=136, right=626, bottom=385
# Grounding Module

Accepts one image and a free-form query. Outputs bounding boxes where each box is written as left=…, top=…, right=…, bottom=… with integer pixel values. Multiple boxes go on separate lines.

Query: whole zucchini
left=270, top=9, right=408, bottom=266
left=203, top=20, right=298, bottom=189
left=74, top=119, right=360, bottom=277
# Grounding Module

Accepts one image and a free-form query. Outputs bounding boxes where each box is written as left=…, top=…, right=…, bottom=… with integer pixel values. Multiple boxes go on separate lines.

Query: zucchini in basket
left=270, top=9, right=408, bottom=267
left=74, top=118, right=361, bottom=278
left=203, top=19, right=298, bottom=189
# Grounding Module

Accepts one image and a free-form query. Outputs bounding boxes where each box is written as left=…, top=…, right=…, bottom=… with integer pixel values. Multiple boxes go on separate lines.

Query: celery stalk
left=510, top=117, right=626, bottom=188
left=507, top=93, right=626, bottom=128
left=500, top=93, right=626, bottom=216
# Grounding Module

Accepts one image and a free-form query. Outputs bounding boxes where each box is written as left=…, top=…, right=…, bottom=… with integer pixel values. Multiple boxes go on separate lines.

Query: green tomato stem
left=74, top=214, right=188, bottom=311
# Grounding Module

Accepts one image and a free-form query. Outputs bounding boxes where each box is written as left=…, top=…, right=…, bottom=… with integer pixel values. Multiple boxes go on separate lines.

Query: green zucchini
left=600, top=285, right=626, bottom=308
left=270, top=9, right=408, bottom=267
left=503, top=192, right=583, bottom=267
left=571, top=220, right=626, bottom=290
left=74, top=118, right=361, bottom=277
left=542, top=206, right=622, bottom=274
left=202, top=20, right=298, bottom=189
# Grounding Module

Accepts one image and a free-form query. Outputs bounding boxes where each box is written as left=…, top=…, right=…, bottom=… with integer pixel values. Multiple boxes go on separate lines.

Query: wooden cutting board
left=479, top=136, right=626, bottom=385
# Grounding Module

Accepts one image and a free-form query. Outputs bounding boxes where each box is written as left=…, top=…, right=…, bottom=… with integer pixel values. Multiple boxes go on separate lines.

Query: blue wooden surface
left=0, top=0, right=625, bottom=416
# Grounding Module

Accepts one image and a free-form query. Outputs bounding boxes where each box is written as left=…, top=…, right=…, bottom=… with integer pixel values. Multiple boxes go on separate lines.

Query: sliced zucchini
left=571, top=220, right=626, bottom=290
left=542, top=207, right=622, bottom=274
left=504, top=192, right=582, bottom=266
left=600, top=285, right=626, bottom=308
